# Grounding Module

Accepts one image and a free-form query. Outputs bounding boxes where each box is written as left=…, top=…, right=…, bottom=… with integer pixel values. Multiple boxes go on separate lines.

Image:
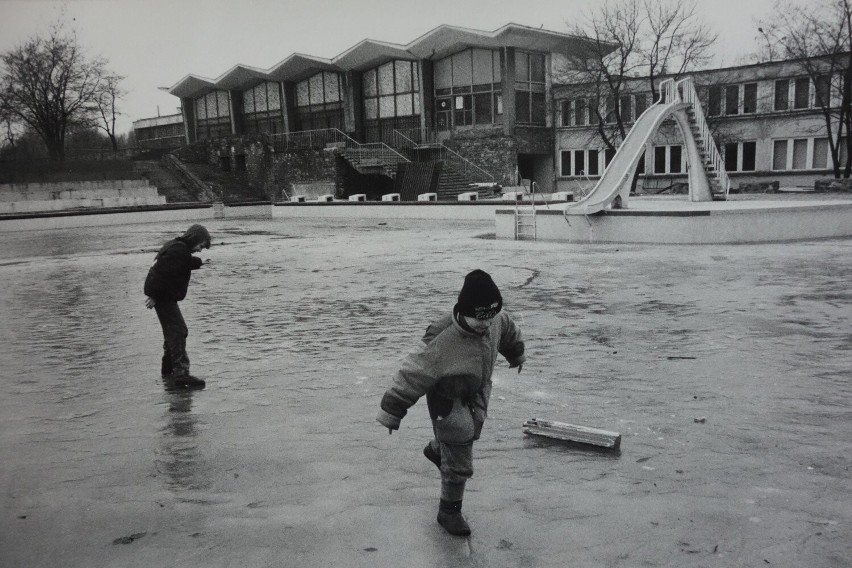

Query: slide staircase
left=563, top=78, right=729, bottom=217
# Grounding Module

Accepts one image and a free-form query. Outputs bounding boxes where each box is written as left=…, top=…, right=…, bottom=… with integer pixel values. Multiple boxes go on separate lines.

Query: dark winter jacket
left=377, top=311, right=525, bottom=430
left=144, top=237, right=203, bottom=302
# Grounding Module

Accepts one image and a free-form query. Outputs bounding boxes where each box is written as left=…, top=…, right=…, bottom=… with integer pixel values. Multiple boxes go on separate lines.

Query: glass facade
left=514, top=50, right=546, bottom=126
left=434, top=48, right=502, bottom=131
left=242, top=81, right=284, bottom=134
left=295, top=71, right=344, bottom=131
left=194, top=90, right=232, bottom=140
left=362, top=60, right=421, bottom=142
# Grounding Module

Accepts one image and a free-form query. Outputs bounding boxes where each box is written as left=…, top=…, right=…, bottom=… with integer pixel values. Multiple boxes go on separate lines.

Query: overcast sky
left=0, top=0, right=779, bottom=135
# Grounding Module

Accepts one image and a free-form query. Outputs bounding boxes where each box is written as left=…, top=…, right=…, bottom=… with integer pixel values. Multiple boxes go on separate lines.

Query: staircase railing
left=676, top=78, right=731, bottom=197
left=264, top=128, right=408, bottom=172
left=392, top=129, right=495, bottom=184
left=164, top=154, right=216, bottom=201
left=657, top=78, right=678, bottom=104
left=395, top=126, right=439, bottom=146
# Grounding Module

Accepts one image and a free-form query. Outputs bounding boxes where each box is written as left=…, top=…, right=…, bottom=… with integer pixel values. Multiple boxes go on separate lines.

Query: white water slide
left=564, top=78, right=727, bottom=216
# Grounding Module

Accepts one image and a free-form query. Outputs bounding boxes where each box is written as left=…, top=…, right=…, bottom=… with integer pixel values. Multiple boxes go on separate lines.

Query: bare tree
left=562, top=0, right=715, bottom=147
left=0, top=94, right=15, bottom=150
left=759, top=0, right=852, bottom=178
left=0, top=19, right=114, bottom=161
left=559, top=0, right=716, bottom=191
left=88, top=70, right=125, bottom=152
left=642, top=0, right=716, bottom=99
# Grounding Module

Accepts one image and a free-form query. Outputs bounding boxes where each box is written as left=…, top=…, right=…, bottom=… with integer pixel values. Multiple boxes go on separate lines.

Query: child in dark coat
left=377, top=269, right=526, bottom=536
left=144, top=224, right=211, bottom=389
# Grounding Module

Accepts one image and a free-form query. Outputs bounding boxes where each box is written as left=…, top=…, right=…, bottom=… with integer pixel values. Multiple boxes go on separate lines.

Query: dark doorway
left=517, top=154, right=535, bottom=183
left=517, top=153, right=555, bottom=192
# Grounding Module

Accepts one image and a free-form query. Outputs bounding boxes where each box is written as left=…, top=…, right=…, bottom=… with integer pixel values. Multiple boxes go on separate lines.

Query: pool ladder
left=514, top=199, right=537, bottom=241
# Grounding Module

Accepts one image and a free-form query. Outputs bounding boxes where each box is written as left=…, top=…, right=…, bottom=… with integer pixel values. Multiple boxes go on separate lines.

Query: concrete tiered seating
left=0, top=180, right=166, bottom=214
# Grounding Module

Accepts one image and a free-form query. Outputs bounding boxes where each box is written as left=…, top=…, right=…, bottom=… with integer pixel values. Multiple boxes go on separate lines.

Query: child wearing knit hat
left=144, top=224, right=212, bottom=390
left=377, top=269, right=526, bottom=536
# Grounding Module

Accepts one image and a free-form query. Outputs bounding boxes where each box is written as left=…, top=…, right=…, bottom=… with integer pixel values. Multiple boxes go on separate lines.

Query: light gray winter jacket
left=377, top=311, right=525, bottom=432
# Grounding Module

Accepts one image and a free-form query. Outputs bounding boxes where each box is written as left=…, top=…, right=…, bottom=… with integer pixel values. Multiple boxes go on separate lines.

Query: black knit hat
left=181, top=224, right=211, bottom=249
left=455, top=269, right=502, bottom=319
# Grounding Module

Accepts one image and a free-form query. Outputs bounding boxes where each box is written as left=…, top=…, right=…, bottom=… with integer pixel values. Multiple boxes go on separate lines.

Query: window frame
left=724, top=140, right=757, bottom=172
left=652, top=144, right=685, bottom=174
left=559, top=148, right=604, bottom=177
left=434, top=48, right=501, bottom=129
left=363, top=60, right=420, bottom=122
left=774, top=79, right=790, bottom=111
left=771, top=136, right=842, bottom=171
left=514, top=50, right=547, bottom=126
left=742, top=83, right=757, bottom=114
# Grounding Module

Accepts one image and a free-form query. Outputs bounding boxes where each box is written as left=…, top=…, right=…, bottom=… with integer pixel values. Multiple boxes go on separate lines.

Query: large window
left=242, top=81, right=283, bottom=134
left=708, top=86, right=722, bottom=116
left=194, top=90, right=231, bottom=140
left=634, top=93, right=648, bottom=117
left=743, top=83, right=757, bottom=114
left=775, top=77, right=831, bottom=111
left=793, top=77, right=810, bottom=109
left=653, top=144, right=683, bottom=174
left=725, top=85, right=739, bottom=116
left=434, top=48, right=501, bottom=131
left=560, top=100, right=571, bottom=126
left=814, top=75, right=832, bottom=107
left=602, top=95, right=635, bottom=124
left=560, top=149, right=600, bottom=177
left=363, top=60, right=420, bottom=141
left=515, top=51, right=546, bottom=125
left=772, top=136, right=847, bottom=170
left=774, top=79, right=789, bottom=111
left=559, top=93, right=645, bottom=127
left=295, top=71, right=344, bottom=131
left=724, top=141, right=756, bottom=171
left=620, top=95, right=634, bottom=123
left=708, top=82, right=756, bottom=116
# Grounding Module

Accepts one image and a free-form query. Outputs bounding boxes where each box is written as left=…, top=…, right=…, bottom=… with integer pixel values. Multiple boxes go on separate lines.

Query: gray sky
left=0, top=0, right=778, bottom=136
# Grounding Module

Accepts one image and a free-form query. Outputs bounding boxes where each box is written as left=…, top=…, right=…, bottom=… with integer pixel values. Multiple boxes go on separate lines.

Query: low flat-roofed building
left=132, top=113, right=185, bottom=150
left=553, top=55, right=850, bottom=193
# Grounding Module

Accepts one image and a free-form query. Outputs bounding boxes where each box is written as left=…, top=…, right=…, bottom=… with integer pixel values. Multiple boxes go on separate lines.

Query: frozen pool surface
left=1, top=217, right=851, bottom=568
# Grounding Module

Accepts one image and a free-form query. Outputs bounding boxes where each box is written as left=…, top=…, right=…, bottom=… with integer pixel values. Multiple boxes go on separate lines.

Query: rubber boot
left=437, top=499, right=471, bottom=536
left=172, top=375, right=206, bottom=389
left=424, top=442, right=441, bottom=469
left=161, top=350, right=173, bottom=377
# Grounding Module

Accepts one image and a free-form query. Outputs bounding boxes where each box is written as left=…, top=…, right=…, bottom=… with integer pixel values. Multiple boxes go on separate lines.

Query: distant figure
left=377, top=269, right=526, bottom=536
left=144, top=224, right=212, bottom=389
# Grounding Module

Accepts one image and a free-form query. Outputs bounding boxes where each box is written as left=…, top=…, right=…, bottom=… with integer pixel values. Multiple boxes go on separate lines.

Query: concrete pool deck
left=496, top=195, right=852, bottom=243
left=3, top=192, right=852, bottom=245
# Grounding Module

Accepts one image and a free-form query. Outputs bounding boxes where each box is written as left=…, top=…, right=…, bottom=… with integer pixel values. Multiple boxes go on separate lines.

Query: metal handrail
left=265, top=128, right=408, bottom=170
left=576, top=170, right=596, bottom=199
left=395, top=126, right=439, bottom=146
left=392, top=128, right=494, bottom=183
left=676, top=78, right=731, bottom=197
left=656, top=78, right=678, bottom=105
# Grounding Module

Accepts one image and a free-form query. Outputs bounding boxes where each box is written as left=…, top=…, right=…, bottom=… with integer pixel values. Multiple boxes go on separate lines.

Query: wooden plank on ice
left=523, top=418, right=621, bottom=449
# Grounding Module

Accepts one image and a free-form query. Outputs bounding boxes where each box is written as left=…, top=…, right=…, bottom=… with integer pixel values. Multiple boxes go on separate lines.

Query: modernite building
left=140, top=23, right=846, bottom=199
